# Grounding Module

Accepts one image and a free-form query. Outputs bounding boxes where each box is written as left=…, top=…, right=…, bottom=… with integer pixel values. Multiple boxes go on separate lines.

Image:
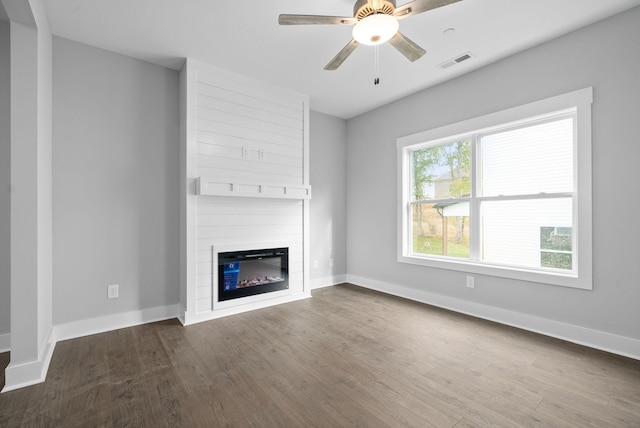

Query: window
left=397, top=88, right=592, bottom=289
left=540, top=226, right=572, bottom=270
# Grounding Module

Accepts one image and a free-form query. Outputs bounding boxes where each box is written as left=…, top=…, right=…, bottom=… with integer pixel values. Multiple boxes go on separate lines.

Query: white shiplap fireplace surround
left=179, top=59, right=312, bottom=325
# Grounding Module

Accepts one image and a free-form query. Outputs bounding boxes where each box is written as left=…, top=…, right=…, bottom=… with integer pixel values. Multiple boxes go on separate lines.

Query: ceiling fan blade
left=388, top=32, right=426, bottom=62
left=278, top=14, right=357, bottom=25
left=393, top=0, right=463, bottom=19
left=324, top=39, right=360, bottom=70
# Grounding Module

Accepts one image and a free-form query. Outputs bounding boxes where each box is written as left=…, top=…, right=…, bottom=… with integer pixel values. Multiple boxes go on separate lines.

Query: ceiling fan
left=279, top=0, right=463, bottom=71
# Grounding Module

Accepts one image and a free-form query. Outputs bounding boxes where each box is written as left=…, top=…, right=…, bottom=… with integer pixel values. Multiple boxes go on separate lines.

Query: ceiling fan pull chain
left=374, top=45, right=380, bottom=85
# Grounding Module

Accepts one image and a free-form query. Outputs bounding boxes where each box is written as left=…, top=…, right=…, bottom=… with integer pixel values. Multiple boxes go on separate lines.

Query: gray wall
left=52, top=37, right=180, bottom=325
left=309, top=110, right=347, bottom=286
left=0, top=19, right=9, bottom=339
left=346, top=7, right=640, bottom=341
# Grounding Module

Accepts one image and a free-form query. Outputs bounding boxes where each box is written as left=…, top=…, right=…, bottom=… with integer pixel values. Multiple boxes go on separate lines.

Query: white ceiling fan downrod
left=374, top=45, right=380, bottom=85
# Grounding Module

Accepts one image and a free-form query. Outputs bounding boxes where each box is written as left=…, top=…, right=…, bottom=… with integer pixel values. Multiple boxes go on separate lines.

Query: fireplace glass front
left=217, top=247, right=289, bottom=302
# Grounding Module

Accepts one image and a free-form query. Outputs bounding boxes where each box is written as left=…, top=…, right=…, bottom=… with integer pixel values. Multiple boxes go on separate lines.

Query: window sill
left=397, top=253, right=592, bottom=290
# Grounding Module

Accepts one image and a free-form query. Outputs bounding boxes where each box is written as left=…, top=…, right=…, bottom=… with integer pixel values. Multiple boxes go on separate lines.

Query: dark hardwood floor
left=1, top=283, right=639, bottom=427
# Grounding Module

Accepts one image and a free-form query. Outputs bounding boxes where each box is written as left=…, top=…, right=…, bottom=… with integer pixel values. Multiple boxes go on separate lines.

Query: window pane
left=411, top=202, right=470, bottom=258
left=540, top=226, right=573, bottom=270
left=480, top=117, right=574, bottom=197
left=411, top=139, right=471, bottom=201
left=481, top=198, right=573, bottom=270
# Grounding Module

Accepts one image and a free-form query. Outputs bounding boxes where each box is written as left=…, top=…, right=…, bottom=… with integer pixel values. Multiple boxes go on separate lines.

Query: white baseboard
left=2, top=304, right=180, bottom=393
left=0, top=332, right=10, bottom=353
left=54, top=304, right=180, bottom=343
left=310, top=274, right=347, bottom=290
left=347, top=274, right=640, bottom=361
left=2, top=328, right=56, bottom=393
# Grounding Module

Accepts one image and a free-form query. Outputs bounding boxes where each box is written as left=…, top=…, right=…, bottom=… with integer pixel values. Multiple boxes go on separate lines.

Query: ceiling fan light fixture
left=352, top=14, right=399, bottom=46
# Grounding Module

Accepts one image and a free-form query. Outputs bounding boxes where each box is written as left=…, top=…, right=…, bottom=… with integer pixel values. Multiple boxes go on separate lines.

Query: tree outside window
left=411, top=139, right=470, bottom=257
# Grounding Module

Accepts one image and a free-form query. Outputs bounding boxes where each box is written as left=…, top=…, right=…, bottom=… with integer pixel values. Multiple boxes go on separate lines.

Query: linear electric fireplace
left=217, top=247, right=289, bottom=302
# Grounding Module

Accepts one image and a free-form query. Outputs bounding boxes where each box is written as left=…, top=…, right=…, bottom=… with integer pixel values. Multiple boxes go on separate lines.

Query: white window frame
left=397, top=88, right=593, bottom=290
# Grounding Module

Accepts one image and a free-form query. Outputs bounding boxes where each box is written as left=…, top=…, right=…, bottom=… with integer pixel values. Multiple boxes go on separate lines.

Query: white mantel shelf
left=196, top=177, right=312, bottom=200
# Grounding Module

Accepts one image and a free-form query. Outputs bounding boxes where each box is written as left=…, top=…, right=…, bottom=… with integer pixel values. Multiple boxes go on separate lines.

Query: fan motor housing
left=353, top=0, right=396, bottom=19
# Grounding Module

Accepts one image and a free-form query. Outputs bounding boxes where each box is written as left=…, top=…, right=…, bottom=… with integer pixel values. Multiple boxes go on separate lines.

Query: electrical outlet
left=241, top=146, right=249, bottom=159
left=107, top=284, right=119, bottom=299
left=313, top=260, right=319, bottom=269
left=328, top=258, right=334, bottom=267
left=466, top=276, right=475, bottom=289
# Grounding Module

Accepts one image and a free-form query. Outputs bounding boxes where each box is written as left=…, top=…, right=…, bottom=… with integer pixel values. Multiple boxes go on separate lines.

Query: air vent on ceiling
left=439, top=52, right=474, bottom=69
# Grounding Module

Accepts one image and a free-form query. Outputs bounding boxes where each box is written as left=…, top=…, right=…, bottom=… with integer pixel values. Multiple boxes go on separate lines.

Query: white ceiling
left=33, top=0, right=640, bottom=119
